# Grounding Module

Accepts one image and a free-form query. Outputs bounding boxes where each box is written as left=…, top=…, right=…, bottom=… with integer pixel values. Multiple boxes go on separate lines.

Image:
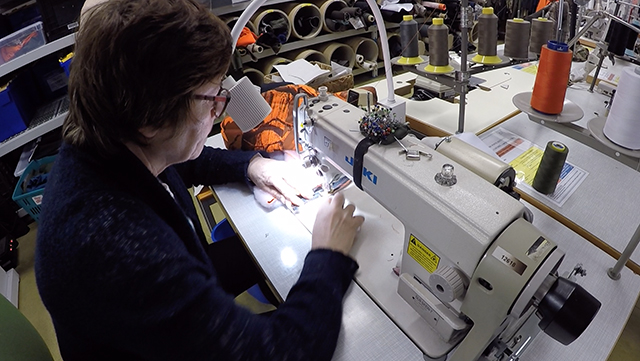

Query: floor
left=12, top=219, right=640, bottom=361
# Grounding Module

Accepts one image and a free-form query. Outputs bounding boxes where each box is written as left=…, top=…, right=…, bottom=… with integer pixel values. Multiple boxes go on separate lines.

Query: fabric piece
left=236, top=27, right=257, bottom=48
left=221, top=84, right=355, bottom=152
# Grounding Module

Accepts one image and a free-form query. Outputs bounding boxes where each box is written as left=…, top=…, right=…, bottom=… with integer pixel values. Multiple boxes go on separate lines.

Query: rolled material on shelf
left=316, top=42, right=356, bottom=68
left=504, top=18, right=531, bottom=59
left=603, top=67, right=640, bottom=150
left=242, top=67, right=266, bottom=86
left=256, top=56, right=292, bottom=75
left=222, top=16, right=257, bottom=34
left=346, top=36, right=379, bottom=68
left=280, top=3, right=322, bottom=40
left=378, top=33, right=402, bottom=60
left=252, top=8, right=292, bottom=43
left=529, top=18, right=554, bottom=55
left=314, top=0, right=349, bottom=33
left=285, top=49, right=329, bottom=64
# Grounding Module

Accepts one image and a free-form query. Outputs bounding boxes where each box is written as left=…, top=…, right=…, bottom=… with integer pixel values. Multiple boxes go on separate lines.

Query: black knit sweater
left=35, top=142, right=358, bottom=361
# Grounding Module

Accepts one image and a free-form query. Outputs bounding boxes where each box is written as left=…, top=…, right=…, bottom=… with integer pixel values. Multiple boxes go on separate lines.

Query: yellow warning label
left=407, top=234, right=440, bottom=273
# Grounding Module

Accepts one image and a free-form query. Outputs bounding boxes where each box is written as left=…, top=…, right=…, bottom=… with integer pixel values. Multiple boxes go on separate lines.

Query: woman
left=35, top=1, right=364, bottom=360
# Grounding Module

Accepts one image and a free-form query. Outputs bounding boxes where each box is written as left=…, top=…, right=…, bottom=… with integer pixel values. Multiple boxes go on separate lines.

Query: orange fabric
left=0, top=31, right=37, bottom=62
left=221, top=85, right=319, bottom=152
left=536, top=0, right=552, bottom=12
left=236, top=27, right=258, bottom=48
left=221, top=85, right=377, bottom=152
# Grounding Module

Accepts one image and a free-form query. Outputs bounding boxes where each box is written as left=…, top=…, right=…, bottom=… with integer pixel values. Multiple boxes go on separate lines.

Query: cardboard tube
left=316, top=42, right=356, bottom=68
left=378, top=33, right=401, bottom=60
left=242, top=67, right=266, bottom=86
left=346, top=36, right=379, bottom=65
left=281, top=3, right=323, bottom=40
left=252, top=8, right=292, bottom=42
left=256, top=56, right=292, bottom=75
left=286, top=49, right=329, bottom=64
left=314, top=0, right=349, bottom=33
left=222, top=16, right=257, bottom=34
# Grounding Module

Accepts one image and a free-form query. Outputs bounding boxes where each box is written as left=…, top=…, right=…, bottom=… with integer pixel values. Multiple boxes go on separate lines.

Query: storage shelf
left=242, top=26, right=379, bottom=63
left=211, top=0, right=293, bottom=16
left=352, top=61, right=384, bottom=76
left=0, top=98, right=67, bottom=157
left=0, top=33, right=75, bottom=79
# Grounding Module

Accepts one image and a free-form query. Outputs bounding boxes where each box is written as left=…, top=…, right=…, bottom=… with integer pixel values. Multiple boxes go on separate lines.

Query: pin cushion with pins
left=359, top=105, right=410, bottom=144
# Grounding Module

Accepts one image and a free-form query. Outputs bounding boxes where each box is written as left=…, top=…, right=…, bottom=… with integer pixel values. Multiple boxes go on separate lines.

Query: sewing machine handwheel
left=537, top=277, right=601, bottom=345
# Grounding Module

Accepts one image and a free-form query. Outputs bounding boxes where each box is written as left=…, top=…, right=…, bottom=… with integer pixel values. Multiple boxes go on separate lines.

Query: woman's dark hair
left=63, top=0, right=232, bottom=154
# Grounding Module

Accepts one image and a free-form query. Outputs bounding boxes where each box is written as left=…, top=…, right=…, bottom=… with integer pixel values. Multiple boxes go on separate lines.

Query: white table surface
left=483, top=111, right=640, bottom=266
left=209, top=126, right=640, bottom=360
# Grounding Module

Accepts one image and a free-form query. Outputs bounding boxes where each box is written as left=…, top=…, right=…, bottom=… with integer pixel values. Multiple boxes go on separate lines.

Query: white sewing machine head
left=293, top=92, right=601, bottom=361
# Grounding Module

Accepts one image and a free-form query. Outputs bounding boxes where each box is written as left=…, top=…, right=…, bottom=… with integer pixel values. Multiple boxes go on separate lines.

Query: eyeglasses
left=193, top=88, right=230, bottom=118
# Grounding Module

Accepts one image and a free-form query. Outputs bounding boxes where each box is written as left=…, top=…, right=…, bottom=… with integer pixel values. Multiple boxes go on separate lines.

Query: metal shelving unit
left=0, top=33, right=75, bottom=79
left=241, top=26, right=380, bottom=63
left=211, top=0, right=293, bottom=16
left=0, top=34, right=75, bottom=157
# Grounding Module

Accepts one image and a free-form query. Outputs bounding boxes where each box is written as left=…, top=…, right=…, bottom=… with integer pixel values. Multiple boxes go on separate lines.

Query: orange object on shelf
left=236, top=27, right=258, bottom=48
left=530, top=41, right=573, bottom=115
left=0, top=31, right=38, bottom=62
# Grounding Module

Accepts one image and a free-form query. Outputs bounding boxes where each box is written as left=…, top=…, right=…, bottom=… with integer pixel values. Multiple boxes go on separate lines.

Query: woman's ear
left=138, top=125, right=161, bottom=141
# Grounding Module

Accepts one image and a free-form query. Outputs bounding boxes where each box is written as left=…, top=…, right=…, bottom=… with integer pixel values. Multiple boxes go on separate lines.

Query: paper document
left=480, top=128, right=588, bottom=207
left=274, top=59, right=330, bottom=85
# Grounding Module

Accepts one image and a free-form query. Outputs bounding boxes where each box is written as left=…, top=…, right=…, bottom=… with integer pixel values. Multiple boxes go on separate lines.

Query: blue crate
left=12, top=156, right=56, bottom=222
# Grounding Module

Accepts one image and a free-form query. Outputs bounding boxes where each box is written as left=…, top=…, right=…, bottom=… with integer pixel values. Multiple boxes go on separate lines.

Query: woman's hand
left=311, top=192, right=364, bottom=256
left=247, top=156, right=320, bottom=206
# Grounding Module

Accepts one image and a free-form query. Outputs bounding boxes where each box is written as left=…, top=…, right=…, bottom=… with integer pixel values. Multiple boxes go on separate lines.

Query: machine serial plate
left=407, top=235, right=440, bottom=273
left=492, top=246, right=527, bottom=275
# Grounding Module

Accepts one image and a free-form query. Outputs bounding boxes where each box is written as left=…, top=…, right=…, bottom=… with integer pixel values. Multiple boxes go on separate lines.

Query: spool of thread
left=532, top=141, right=568, bottom=194
left=471, top=7, right=500, bottom=64
left=424, top=18, right=454, bottom=73
left=603, top=67, right=640, bottom=150
left=396, top=15, right=426, bottom=65
left=530, top=41, right=572, bottom=114
left=400, top=15, right=419, bottom=58
left=504, top=18, right=531, bottom=59
left=529, top=18, right=554, bottom=54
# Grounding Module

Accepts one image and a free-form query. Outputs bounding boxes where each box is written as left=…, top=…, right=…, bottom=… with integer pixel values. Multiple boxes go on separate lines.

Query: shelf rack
left=0, top=34, right=75, bottom=157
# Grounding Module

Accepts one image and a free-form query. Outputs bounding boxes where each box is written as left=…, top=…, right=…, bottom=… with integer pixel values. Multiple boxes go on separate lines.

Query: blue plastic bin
left=211, top=218, right=271, bottom=304
left=12, top=156, right=56, bottom=222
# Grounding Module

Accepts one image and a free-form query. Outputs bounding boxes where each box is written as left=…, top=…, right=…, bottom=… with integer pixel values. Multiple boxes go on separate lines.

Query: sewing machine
left=293, top=92, right=601, bottom=361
